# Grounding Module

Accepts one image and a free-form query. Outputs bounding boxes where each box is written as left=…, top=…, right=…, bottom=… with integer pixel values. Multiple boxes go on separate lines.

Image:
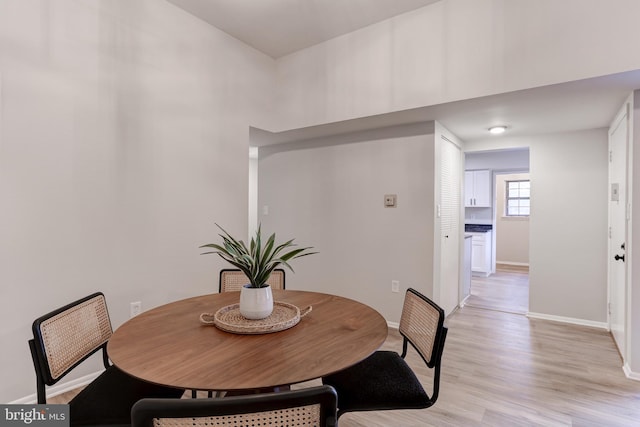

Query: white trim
left=9, top=371, right=101, bottom=404
left=499, top=215, right=529, bottom=221
left=387, top=321, right=399, bottom=330
left=623, top=363, right=640, bottom=381
left=526, top=312, right=609, bottom=330
left=496, top=261, right=530, bottom=267
left=459, top=294, right=471, bottom=308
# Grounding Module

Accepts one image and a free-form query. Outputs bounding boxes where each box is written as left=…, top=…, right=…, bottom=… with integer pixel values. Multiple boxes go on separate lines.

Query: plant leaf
left=200, top=223, right=317, bottom=288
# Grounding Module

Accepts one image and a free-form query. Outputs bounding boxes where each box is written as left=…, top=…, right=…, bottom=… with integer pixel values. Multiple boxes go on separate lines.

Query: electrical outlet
left=130, top=301, right=142, bottom=318
left=391, top=280, right=400, bottom=293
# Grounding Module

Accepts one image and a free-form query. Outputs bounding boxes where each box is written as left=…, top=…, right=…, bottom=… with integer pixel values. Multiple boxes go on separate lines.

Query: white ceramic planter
left=239, top=284, right=274, bottom=319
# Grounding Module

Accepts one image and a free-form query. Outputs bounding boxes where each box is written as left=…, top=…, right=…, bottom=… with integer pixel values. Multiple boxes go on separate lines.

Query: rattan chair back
left=322, top=287, right=447, bottom=417
left=30, top=292, right=112, bottom=386
left=398, top=288, right=446, bottom=368
left=219, top=269, right=285, bottom=293
left=29, top=293, right=185, bottom=422
left=132, top=385, right=337, bottom=427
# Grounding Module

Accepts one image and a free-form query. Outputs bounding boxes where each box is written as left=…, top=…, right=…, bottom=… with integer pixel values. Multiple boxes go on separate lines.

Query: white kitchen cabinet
left=464, top=170, right=491, bottom=207
left=469, top=231, right=492, bottom=277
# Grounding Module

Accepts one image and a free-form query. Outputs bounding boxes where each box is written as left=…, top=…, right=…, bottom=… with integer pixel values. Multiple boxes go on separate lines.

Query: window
left=506, top=180, right=530, bottom=216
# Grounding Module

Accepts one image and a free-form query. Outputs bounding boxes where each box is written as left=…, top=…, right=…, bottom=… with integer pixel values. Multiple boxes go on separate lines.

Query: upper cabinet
left=464, top=170, right=491, bottom=207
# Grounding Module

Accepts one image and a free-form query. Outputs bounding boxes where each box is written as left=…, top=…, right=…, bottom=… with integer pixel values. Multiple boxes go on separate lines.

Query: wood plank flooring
left=327, top=306, right=640, bottom=426
left=49, top=269, right=640, bottom=425
left=331, top=265, right=640, bottom=426
left=465, top=264, right=529, bottom=314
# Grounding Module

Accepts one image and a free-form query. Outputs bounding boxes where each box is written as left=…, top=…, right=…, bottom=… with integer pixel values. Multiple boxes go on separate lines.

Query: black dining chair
left=29, top=292, right=184, bottom=426
left=190, top=269, right=287, bottom=399
left=219, top=268, right=286, bottom=292
left=322, top=287, right=448, bottom=418
left=132, top=385, right=338, bottom=427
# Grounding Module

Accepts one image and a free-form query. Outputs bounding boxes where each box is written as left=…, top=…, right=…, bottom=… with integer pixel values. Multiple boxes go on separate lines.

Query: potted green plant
left=201, top=224, right=316, bottom=319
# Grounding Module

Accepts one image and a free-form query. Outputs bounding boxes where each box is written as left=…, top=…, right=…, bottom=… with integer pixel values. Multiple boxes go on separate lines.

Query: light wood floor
left=330, top=265, right=640, bottom=426
left=465, top=264, right=529, bottom=314
left=50, top=271, right=640, bottom=426
left=332, top=309, right=640, bottom=426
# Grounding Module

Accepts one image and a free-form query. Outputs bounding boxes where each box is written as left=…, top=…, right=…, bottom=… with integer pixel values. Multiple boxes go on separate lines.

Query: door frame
left=607, top=100, right=631, bottom=361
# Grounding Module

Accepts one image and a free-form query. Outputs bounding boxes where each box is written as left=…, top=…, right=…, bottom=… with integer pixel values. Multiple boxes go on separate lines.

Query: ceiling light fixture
left=488, top=126, right=507, bottom=135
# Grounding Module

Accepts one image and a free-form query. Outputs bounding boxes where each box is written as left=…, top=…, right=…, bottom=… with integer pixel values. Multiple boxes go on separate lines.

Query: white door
left=608, top=104, right=628, bottom=357
left=440, top=136, right=461, bottom=315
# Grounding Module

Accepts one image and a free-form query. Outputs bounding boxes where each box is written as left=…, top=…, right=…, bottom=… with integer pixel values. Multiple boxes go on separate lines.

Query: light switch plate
left=611, top=183, right=619, bottom=201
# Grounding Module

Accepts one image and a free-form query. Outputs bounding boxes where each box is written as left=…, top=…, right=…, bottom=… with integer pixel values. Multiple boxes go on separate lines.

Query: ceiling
left=167, top=0, right=640, bottom=144
left=167, top=0, right=442, bottom=58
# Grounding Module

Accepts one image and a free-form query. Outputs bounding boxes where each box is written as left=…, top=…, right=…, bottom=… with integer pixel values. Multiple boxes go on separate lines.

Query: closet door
left=439, top=135, right=461, bottom=315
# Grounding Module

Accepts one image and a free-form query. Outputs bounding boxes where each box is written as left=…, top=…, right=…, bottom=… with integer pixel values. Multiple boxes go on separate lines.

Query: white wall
left=465, top=149, right=530, bottom=171
left=529, top=131, right=608, bottom=322
left=271, top=0, right=619, bottom=323
left=2, top=0, right=633, bottom=403
left=466, top=129, right=608, bottom=323
left=249, top=148, right=259, bottom=238
left=275, top=0, right=640, bottom=130
left=0, top=0, right=275, bottom=402
left=495, top=173, right=530, bottom=265
left=265, top=0, right=620, bottom=329
left=258, top=123, right=435, bottom=323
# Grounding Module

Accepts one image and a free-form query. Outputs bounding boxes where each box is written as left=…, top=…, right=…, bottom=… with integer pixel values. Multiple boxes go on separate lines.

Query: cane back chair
left=132, top=385, right=338, bottom=427
left=219, top=268, right=285, bottom=293
left=322, top=287, right=448, bottom=418
left=29, top=292, right=184, bottom=426
left=192, top=270, right=286, bottom=398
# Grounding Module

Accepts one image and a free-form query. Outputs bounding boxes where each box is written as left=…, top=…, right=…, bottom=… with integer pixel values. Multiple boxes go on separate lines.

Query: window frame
left=505, top=179, right=530, bottom=217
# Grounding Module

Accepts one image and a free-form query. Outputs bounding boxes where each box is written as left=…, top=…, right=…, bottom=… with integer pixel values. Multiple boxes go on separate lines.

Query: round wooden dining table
left=107, top=289, right=388, bottom=392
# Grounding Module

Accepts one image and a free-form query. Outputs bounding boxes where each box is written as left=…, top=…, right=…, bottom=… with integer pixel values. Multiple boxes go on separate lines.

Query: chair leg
left=191, top=390, right=222, bottom=398
left=36, top=377, right=46, bottom=404
left=29, top=340, right=47, bottom=404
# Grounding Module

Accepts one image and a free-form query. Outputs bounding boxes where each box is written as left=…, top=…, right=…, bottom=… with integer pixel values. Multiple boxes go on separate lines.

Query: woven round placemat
left=200, top=301, right=312, bottom=335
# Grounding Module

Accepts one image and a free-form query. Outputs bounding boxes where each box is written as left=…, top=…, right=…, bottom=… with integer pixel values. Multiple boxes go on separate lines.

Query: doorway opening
left=463, top=150, right=530, bottom=315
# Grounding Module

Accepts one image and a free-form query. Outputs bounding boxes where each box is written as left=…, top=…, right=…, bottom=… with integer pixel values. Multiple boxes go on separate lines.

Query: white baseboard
left=472, top=271, right=491, bottom=278
left=623, top=364, right=640, bottom=381
left=9, top=371, right=101, bottom=404
left=387, top=321, right=399, bottom=330
left=526, top=312, right=609, bottom=330
left=496, top=261, right=529, bottom=267
left=459, top=295, right=471, bottom=308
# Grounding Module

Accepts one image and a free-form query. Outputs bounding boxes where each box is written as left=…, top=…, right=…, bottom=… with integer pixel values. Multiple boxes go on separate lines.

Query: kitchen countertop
left=465, top=224, right=493, bottom=233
